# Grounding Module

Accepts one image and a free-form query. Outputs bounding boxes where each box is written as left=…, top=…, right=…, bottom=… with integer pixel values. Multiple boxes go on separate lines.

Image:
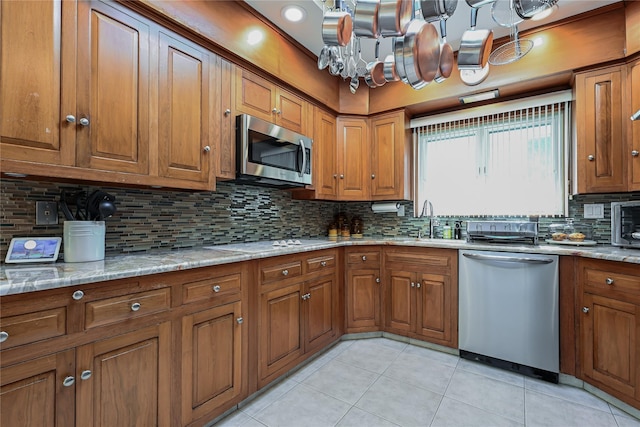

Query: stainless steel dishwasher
left=459, top=249, right=559, bottom=383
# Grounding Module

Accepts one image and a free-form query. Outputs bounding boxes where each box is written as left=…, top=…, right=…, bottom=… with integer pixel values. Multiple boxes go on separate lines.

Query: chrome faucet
left=420, top=200, right=435, bottom=238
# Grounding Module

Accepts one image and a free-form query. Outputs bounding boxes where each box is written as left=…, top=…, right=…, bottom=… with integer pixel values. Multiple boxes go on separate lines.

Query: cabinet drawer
left=85, top=288, right=171, bottom=329
left=385, top=251, right=451, bottom=268
left=0, top=307, right=66, bottom=350
left=347, top=251, right=380, bottom=265
left=182, top=273, right=242, bottom=304
left=260, top=261, right=302, bottom=283
left=585, top=269, right=640, bottom=297
left=305, top=254, right=336, bottom=274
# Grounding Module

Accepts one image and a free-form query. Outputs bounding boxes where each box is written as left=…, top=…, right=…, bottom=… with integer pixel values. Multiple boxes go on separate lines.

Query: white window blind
left=413, top=93, right=570, bottom=216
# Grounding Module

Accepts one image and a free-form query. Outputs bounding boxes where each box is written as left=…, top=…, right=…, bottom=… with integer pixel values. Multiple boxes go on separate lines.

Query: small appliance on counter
left=546, top=218, right=596, bottom=246
left=466, top=220, right=538, bottom=245
left=611, top=201, right=640, bottom=249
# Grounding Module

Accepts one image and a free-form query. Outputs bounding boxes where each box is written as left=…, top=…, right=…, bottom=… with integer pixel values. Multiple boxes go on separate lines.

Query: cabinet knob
left=282, top=269, right=289, bottom=276
left=0, top=331, right=8, bottom=343
left=236, top=317, right=244, bottom=324
left=80, top=370, right=92, bottom=381
left=272, top=108, right=278, bottom=114
left=320, top=261, right=327, bottom=267
left=411, top=282, right=415, bottom=288
left=587, top=155, right=594, bottom=161
left=632, top=150, right=639, bottom=157
left=65, top=114, right=76, bottom=123
left=213, top=285, right=221, bottom=293
left=79, top=117, right=90, bottom=126
left=340, top=174, right=344, bottom=179
left=131, top=302, right=141, bottom=312
left=416, top=282, right=421, bottom=288
left=376, top=277, right=380, bottom=283
left=333, top=174, right=338, bottom=179
left=203, top=145, right=211, bottom=153
left=224, top=109, right=231, bottom=116
left=72, top=290, right=84, bottom=300
left=62, top=376, right=75, bottom=387
left=362, top=255, right=367, bottom=261
left=371, top=174, right=375, bottom=179
left=606, top=277, right=614, bottom=285
left=582, top=307, right=589, bottom=313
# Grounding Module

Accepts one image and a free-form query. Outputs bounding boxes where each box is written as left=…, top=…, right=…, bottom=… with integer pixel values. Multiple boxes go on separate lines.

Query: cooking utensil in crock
left=402, top=19, right=440, bottom=89
left=457, top=6, right=494, bottom=70
left=383, top=54, right=400, bottom=82
left=420, top=0, right=458, bottom=23
left=354, top=0, right=381, bottom=38
left=365, top=39, right=386, bottom=88
left=86, top=190, right=117, bottom=221
left=379, top=0, right=413, bottom=36
left=59, top=190, right=75, bottom=220
left=514, top=0, right=557, bottom=19
left=322, top=10, right=353, bottom=46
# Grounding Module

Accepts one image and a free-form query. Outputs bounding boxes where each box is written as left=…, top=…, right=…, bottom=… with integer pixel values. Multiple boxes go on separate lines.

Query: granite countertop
left=1, top=237, right=639, bottom=296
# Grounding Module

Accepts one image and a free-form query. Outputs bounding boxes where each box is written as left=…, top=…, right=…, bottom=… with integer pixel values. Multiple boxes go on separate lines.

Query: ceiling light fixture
left=282, top=5, right=306, bottom=23
left=246, top=29, right=264, bottom=46
left=459, top=89, right=500, bottom=104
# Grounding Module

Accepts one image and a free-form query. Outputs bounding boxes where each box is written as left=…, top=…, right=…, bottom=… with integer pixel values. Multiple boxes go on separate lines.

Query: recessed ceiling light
left=246, top=29, right=264, bottom=46
left=282, top=5, right=306, bottom=22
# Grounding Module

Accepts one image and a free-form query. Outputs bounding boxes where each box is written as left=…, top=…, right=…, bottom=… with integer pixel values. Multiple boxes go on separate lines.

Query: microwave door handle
left=299, top=139, right=307, bottom=178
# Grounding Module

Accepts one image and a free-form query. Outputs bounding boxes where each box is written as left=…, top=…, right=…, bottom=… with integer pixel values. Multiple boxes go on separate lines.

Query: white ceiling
left=244, top=0, right=621, bottom=62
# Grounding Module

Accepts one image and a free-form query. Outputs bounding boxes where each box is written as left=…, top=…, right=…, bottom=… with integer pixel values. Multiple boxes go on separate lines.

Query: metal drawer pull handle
left=582, top=307, right=589, bottom=313
left=0, top=331, right=8, bottom=343
left=63, top=376, right=75, bottom=387
left=605, top=278, right=614, bottom=285
left=65, top=114, right=76, bottom=123
left=462, top=253, right=554, bottom=264
left=72, top=290, right=84, bottom=300
left=362, top=255, right=367, bottom=261
left=131, top=302, right=141, bottom=312
left=80, top=370, right=92, bottom=381
left=79, top=117, right=90, bottom=126
left=237, top=317, right=244, bottom=324
left=213, top=285, right=221, bottom=293
left=320, top=261, right=327, bottom=267
left=282, top=269, right=289, bottom=276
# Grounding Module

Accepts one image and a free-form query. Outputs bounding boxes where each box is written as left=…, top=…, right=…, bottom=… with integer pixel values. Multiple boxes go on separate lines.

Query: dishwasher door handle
left=462, top=252, right=555, bottom=264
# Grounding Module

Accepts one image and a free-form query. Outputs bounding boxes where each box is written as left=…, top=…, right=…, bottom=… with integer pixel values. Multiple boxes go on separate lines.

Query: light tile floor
left=214, top=338, right=640, bottom=427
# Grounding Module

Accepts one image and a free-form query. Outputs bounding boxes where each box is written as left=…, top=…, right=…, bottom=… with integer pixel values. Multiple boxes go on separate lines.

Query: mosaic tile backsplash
left=1, top=178, right=639, bottom=260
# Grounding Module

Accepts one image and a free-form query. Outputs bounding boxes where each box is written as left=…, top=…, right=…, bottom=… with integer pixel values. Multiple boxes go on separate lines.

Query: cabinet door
left=346, top=268, right=381, bottom=332
left=416, top=272, right=452, bottom=344
left=337, top=117, right=370, bottom=200
left=581, top=293, right=639, bottom=400
left=76, top=322, right=171, bottom=427
left=630, top=60, right=640, bottom=191
left=385, top=270, right=414, bottom=333
left=576, top=67, right=626, bottom=193
left=181, top=301, right=244, bottom=426
left=259, top=284, right=303, bottom=383
left=0, top=350, right=75, bottom=427
left=370, top=111, right=406, bottom=199
left=76, top=1, right=150, bottom=174
left=217, top=58, right=236, bottom=180
left=234, top=68, right=275, bottom=123
left=158, top=31, right=212, bottom=183
left=277, top=88, right=308, bottom=135
left=315, top=108, right=338, bottom=198
left=304, top=276, right=336, bottom=353
left=0, top=0, right=76, bottom=165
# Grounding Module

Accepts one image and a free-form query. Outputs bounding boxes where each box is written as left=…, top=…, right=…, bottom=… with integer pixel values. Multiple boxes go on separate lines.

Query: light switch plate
left=584, top=203, right=604, bottom=219
left=36, top=201, right=59, bottom=225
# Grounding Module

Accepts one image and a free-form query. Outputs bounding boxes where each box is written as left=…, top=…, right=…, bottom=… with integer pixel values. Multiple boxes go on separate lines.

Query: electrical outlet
left=36, top=201, right=59, bottom=225
left=584, top=203, right=604, bottom=219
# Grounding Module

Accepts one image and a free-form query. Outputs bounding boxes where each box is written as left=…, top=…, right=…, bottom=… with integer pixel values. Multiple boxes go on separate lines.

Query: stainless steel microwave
left=611, top=201, right=640, bottom=249
left=235, top=114, right=312, bottom=188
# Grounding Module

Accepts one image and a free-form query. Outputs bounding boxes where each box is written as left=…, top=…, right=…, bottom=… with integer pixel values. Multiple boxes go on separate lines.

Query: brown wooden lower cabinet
left=345, top=249, right=381, bottom=333
left=0, top=349, right=75, bottom=427
left=578, top=258, right=640, bottom=408
left=383, top=248, right=458, bottom=348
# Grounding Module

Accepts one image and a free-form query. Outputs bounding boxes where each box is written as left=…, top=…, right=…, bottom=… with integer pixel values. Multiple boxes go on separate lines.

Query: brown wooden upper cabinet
left=575, top=61, right=639, bottom=193
left=629, top=58, right=640, bottom=191
left=217, top=58, right=236, bottom=181
left=233, top=68, right=310, bottom=136
left=311, top=110, right=410, bottom=201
